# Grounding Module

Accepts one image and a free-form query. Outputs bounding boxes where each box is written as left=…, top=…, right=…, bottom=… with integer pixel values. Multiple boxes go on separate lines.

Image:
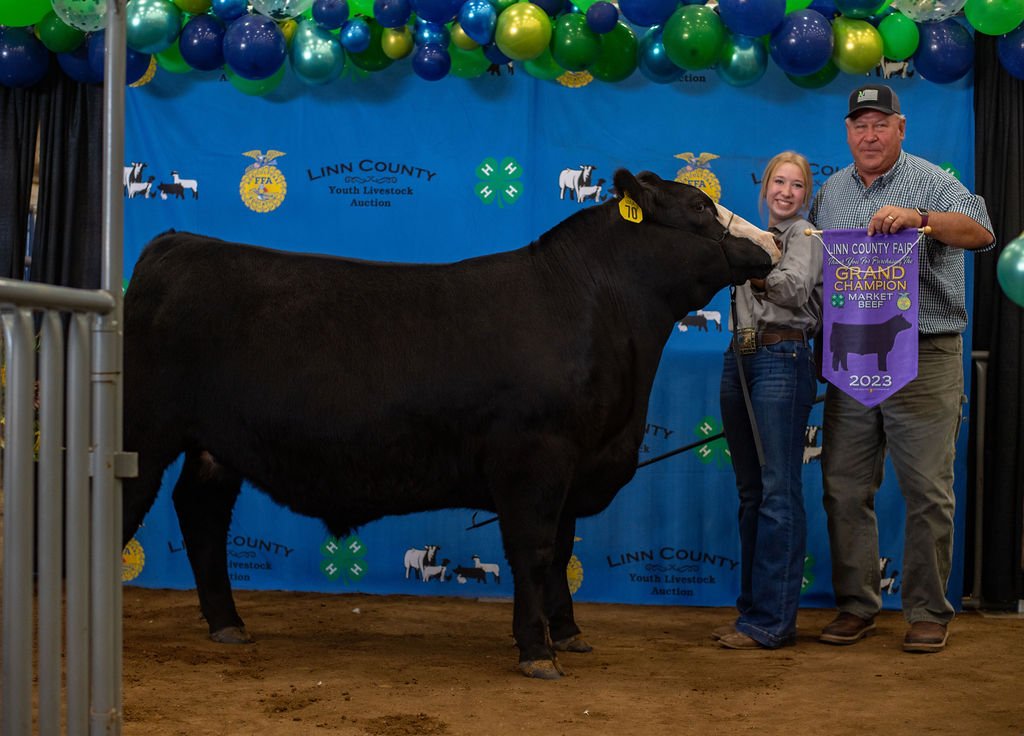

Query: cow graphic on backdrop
left=880, top=556, right=901, bottom=594
left=558, top=165, right=597, bottom=201
left=403, top=544, right=439, bottom=580
left=830, top=314, right=912, bottom=371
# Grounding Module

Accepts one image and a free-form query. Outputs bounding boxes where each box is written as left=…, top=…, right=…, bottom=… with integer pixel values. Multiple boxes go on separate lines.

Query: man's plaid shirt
left=810, top=150, right=994, bottom=335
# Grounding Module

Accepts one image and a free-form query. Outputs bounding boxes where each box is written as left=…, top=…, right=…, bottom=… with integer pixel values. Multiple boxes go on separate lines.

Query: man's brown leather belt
left=757, top=329, right=807, bottom=346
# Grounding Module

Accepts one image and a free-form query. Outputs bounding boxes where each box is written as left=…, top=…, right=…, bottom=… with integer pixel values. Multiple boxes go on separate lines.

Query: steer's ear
left=613, top=168, right=658, bottom=216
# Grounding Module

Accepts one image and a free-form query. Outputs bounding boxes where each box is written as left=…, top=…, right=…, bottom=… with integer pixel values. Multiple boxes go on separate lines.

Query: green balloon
left=661, top=5, right=725, bottom=71
left=36, top=11, right=87, bottom=53
left=550, top=13, right=600, bottom=71
left=348, top=19, right=394, bottom=71
left=0, top=0, right=51, bottom=27
left=226, top=64, right=286, bottom=95
left=492, top=0, right=516, bottom=12
left=448, top=43, right=490, bottom=77
left=965, top=0, right=1024, bottom=36
left=522, top=46, right=564, bottom=80
left=878, top=11, right=919, bottom=60
left=156, top=40, right=192, bottom=73
left=350, top=0, right=375, bottom=16
left=785, top=0, right=814, bottom=11
left=786, top=58, right=839, bottom=88
left=589, top=20, right=637, bottom=83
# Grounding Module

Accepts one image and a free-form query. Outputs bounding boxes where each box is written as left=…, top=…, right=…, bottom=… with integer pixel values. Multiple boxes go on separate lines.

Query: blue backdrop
left=120, top=60, right=978, bottom=612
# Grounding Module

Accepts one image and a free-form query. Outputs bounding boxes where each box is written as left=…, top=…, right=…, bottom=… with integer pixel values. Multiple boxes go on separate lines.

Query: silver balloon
left=890, top=0, right=968, bottom=22
left=251, top=0, right=315, bottom=20
left=290, top=19, right=345, bottom=85
left=52, top=0, right=108, bottom=33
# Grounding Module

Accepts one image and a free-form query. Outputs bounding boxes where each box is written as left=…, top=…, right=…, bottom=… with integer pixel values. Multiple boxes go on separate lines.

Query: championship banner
left=821, top=228, right=920, bottom=407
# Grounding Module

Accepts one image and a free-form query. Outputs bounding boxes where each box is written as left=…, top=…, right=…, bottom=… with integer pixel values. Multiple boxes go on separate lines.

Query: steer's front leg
left=495, top=510, right=570, bottom=676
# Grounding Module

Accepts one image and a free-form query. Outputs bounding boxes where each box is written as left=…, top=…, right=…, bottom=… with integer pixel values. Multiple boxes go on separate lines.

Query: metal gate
left=1, top=285, right=129, bottom=735
left=1, top=3, right=130, bottom=733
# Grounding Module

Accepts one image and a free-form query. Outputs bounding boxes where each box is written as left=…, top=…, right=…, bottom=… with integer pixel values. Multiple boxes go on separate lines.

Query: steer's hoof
left=553, top=634, right=593, bottom=653
left=210, top=626, right=252, bottom=644
left=518, top=657, right=565, bottom=679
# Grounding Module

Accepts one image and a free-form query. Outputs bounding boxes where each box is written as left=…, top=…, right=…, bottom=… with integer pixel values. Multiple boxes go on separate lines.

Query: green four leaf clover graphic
left=320, top=535, right=368, bottom=585
left=475, top=157, right=523, bottom=207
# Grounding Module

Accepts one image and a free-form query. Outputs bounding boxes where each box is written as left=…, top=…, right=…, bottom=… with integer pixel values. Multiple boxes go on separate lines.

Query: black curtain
left=0, top=84, right=42, bottom=279
left=29, top=71, right=104, bottom=290
left=970, top=34, right=1024, bottom=609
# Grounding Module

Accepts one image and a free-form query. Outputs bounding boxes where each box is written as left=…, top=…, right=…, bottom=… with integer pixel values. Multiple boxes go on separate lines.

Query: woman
left=715, top=151, right=822, bottom=650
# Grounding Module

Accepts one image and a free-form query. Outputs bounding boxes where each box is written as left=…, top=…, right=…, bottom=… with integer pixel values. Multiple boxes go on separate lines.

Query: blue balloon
left=586, top=2, right=619, bottom=33
left=373, top=0, right=411, bottom=27
left=637, top=25, right=680, bottom=83
left=618, top=0, right=678, bottom=27
left=411, top=42, right=451, bottom=79
left=807, top=0, right=837, bottom=16
left=414, top=19, right=450, bottom=47
left=532, top=0, right=564, bottom=16
left=313, top=0, right=349, bottom=29
left=409, top=0, right=461, bottom=24
left=718, top=0, right=786, bottom=37
left=458, top=0, right=497, bottom=45
left=997, top=23, right=1024, bottom=81
left=179, top=14, right=226, bottom=71
left=716, top=31, right=767, bottom=87
left=0, top=27, right=50, bottom=88
left=769, top=9, right=833, bottom=76
left=212, top=0, right=249, bottom=21
left=222, top=13, right=287, bottom=80
left=58, top=43, right=103, bottom=84
left=340, top=18, right=371, bottom=52
left=86, top=30, right=153, bottom=83
left=913, top=18, right=973, bottom=84
left=482, top=41, right=511, bottom=64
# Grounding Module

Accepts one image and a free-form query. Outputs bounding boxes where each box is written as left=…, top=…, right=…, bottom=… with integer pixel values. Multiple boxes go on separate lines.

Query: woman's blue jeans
left=720, top=340, right=816, bottom=647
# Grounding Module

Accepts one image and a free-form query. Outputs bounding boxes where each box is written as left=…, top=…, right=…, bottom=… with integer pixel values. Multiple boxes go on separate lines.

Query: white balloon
left=251, top=0, right=315, bottom=20
left=889, top=0, right=968, bottom=22
left=52, top=0, right=108, bottom=33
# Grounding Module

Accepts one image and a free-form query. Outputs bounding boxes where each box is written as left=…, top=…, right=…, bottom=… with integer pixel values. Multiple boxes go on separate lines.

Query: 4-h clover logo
left=320, top=535, right=368, bottom=585
left=694, top=416, right=731, bottom=468
left=475, top=157, right=523, bottom=207
left=831, top=292, right=845, bottom=308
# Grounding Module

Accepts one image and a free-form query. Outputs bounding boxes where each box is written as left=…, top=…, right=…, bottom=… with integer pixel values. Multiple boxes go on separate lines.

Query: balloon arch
left=1, top=0, right=1024, bottom=93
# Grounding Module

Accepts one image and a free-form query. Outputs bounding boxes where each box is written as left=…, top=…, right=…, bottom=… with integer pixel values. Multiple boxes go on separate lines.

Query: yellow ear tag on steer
left=619, top=194, right=643, bottom=223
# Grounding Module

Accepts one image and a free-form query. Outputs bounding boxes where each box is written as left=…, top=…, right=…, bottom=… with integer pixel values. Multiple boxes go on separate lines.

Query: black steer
left=122, top=169, right=777, bottom=679
left=830, top=313, right=912, bottom=371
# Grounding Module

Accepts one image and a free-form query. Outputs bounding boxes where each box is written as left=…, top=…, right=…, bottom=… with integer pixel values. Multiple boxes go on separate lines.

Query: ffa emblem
left=122, top=538, right=145, bottom=582
left=240, top=149, right=287, bottom=213
left=674, top=151, right=722, bottom=203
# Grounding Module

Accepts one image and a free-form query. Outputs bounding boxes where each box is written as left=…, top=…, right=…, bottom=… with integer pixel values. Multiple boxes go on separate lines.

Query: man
left=810, top=84, right=994, bottom=653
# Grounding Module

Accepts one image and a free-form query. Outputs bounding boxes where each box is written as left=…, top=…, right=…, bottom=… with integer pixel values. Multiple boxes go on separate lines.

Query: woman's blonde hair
left=758, top=150, right=813, bottom=221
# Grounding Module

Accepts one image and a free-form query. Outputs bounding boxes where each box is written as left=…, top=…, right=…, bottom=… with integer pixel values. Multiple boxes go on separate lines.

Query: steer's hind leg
left=491, top=460, right=573, bottom=679
left=546, top=515, right=592, bottom=654
left=172, top=449, right=247, bottom=643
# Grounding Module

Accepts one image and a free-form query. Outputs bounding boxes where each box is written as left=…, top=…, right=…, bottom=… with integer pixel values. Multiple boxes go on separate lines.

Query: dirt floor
left=116, top=586, right=1024, bottom=736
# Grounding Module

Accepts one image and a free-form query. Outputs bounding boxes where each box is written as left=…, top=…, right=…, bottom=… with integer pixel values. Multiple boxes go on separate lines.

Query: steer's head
left=612, top=169, right=780, bottom=283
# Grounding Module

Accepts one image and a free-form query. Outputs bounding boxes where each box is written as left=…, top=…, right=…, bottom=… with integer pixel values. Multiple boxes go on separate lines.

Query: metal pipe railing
left=2, top=308, right=37, bottom=736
